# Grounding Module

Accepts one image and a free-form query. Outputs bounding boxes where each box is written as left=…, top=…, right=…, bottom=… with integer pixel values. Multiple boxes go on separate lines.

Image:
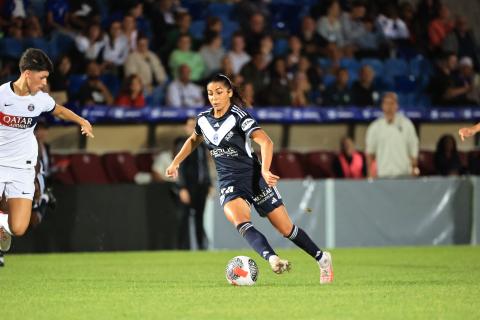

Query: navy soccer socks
left=286, top=225, right=323, bottom=261
left=236, top=221, right=276, bottom=261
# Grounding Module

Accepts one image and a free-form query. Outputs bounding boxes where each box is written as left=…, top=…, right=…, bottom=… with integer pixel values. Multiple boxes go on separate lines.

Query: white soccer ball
left=225, top=256, right=259, bottom=286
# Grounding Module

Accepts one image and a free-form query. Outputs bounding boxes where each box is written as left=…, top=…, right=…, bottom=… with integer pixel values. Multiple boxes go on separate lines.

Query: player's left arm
left=251, top=129, right=280, bottom=187
left=51, top=104, right=94, bottom=138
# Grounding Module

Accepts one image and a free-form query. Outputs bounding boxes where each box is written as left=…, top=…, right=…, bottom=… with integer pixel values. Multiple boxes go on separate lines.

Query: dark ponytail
left=210, top=74, right=248, bottom=108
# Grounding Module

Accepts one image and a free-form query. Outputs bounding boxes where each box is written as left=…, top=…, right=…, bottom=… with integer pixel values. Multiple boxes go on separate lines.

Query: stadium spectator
left=457, top=56, right=480, bottom=104
left=354, top=17, right=385, bottom=58
left=376, top=4, right=410, bottom=41
left=46, top=0, right=71, bottom=32
left=428, top=4, right=454, bottom=52
left=218, top=55, right=236, bottom=82
left=366, top=92, right=419, bottom=178
left=286, top=35, right=303, bottom=71
left=77, top=61, right=114, bottom=106
left=122, top=14, right=139, bottom=51
left=259, top=34, right=274, bottom=67
left=332, top=137, right=366, bottom=178
left=323, top=68, right=352, bottom=106
left=298, top=56, right=324, bottom=98
left=102, top=20, right=130, bottom=75
left=450, top=16, right=480, bottom=70
left=24, top=16, right=43, bottom=38
left=290, top=71, right=312, bottom=107
left=341, top=0, right=367, bottom=47
left=49, top=55, right=72, bottom=105
left=243, top=12, right=269, bottom=55
left=124, top=35, right=167, bottom=96
left=298, top=15, right=327, bottom=60
left=115, top=74, right=146, bottom=108
left=227, top=32, right=251, bottom=75
left=265, top=57, right=291, bottom=106
left=316, top=0, right=351, bottom=59
left=174, top=117, right=211, bottom=250
left=240, top=51, right=270, bottom=105
left=127, top=2, right=151, bottom=40
left=203, top=16, right=223, bottom=41
left=199, top=32, right=225, bottom=78
left=68, top=0, right=100, bottom=32
left=159, top=11, right=194, bottom=64
left=169, top=34, right=206, bottom=81
left=74, top=23, right=106, bottom=62
left=241, top=82, right=255, bottom=108
left=351, top=65, right=379, bottom=106
left=166, top=64, right=204, bottom=107
left=146, top=0, right=178, bottom=53
left=434, top=134, right=464, bottom=176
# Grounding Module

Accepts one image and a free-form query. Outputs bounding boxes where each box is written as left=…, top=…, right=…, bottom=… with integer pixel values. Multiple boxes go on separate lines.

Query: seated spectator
left=49, top=55, right=72, bottom=105
left=169, top=34, right=206, bottom=81
left=125, top=35, right=167, bottom=96
left=46, top=0, right=71, bottom=32
left=332, top=136, right=366, bottom=178
left=227, top=32, right=251, bottom=75
left=351, top=65, right=380, bottom=106
left=203, top=16, right=223, bottom=41
left=259, top=34, right=274, bottom=67
left=428, top=4, right=454, bottom=52
left=146, top=0, right=177, bottom=53
left=199, top=32, right=225, bottom=78
left=341, top=0, right=367, bottom=46
left=166, top=64, right=204, bottom=107
left=323, top=68, right=352, bottom=106
left=74, top=23, right=106, bottom=62
left=103, top=20, right=130, bottom=75
left=265, top=57, right=291, bottom=106
left=159, top=11, right=194, bottom=63
left=122, top=15, right=139, bottom=51
left=286, top=35, right=303, bottom=71
left=452, top=16, right=480, bottom=70
left=68, top=0, right=100, bottom=32
left=77, top=61, right=114, bottom=106
left=290, top=72, right=312, bottom=107
left=434, top=134, right=464, bottom=176
left=376, top=4, right=410, bottom=41
left=457, top=57, right=480, bottom=104
left=243, top=12, right=269, bottom=55
left=241, top=82, right=255, bottom=108
left=240, top=51, right=270, bottom=105
left=298, top=15, right=327, bottom=60
left=24, top=16, right=43, bottom=38
left=354, top=17, right=385, bottom=58
left=115, top=74, right=145, bottom=108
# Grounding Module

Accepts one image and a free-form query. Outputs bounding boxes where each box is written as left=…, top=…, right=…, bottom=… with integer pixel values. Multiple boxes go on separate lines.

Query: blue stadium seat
left=394, top=75, right=418, bottom=93
left=24, top=38, right=50, bottom=57
left=0, top=38, right=25, bottom=59
left=360, top=58, right=384, bottom=76
left=384, top=58, right=408, bottom=78
left=181, top=1, right=208, bottom=20
left=101, top=74, right=120, bottom=97
left=190, top=20, right=205, bottom=40
left=409, top=55, right=433, bottom=77
left=339, top=58, right=360, bottom=72
left=273, top=38, right=289, bottom=56
left=68, top=74, right=87, bottom=99
left=323, top=74, right=336, bottom=87
left=207, top=3, right=233, bottom=19
left=318, top=58, right=332, bottom=71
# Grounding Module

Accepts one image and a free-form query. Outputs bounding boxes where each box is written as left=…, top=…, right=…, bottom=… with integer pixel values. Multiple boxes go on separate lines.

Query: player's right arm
left=51, top=104, right=94, bottom=138
left=459, top=123, right=480, bottom=141
left=165, top=132, right=204, bottom=179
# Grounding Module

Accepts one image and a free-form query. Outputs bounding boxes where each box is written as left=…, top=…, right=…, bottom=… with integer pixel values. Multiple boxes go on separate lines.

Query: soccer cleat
left=0, top=227, right=11, bottom=252
left=318, top=251, right=334, bottom=284
left=268, top=255, right=291, bottom=274
left=0, top=251, right=4, bottom=267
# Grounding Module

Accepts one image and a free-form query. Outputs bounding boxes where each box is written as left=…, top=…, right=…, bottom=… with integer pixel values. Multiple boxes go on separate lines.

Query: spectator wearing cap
left=456, top=56, right=480, bottom=105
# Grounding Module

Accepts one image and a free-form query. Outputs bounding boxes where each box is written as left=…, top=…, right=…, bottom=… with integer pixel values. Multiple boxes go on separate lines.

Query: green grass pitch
left=1, top=246, right=479, bottom=319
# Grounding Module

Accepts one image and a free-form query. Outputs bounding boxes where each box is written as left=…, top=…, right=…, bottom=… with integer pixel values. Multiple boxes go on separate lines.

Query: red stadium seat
left=273, top=151, right=305, bottom=179
left=69, top=153, right=109, bottom=184
left=418, top=150, right=435, bottom=176
left=50, top=154, right=74, bottom=185
left=136, top=152, right=154, bottom=173
left=304, top=151, right=335, bottom=178
left=102, top=152, right=139, bottom=183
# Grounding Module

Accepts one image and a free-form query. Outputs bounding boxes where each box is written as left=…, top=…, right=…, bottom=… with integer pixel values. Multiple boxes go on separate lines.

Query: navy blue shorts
left=218, top=174, right=283, bottom=217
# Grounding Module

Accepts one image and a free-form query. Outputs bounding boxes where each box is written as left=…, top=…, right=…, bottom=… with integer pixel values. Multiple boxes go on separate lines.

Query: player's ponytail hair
left=210, top=74, right=248, bottom=108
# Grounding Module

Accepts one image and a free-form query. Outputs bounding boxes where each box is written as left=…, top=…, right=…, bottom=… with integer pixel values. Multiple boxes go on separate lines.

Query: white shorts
left=0, top=165, right=35, bottom=200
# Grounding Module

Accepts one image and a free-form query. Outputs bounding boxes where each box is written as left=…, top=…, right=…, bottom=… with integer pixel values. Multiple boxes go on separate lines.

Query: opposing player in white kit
left=0, top=48, right=94, bottom=253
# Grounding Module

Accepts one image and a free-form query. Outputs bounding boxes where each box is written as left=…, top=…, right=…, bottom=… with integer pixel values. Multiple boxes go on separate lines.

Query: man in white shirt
left=0, top=48, right=94, bottom=252
left=166, top=64, right=204, bottom=107
left=366, top=92, right=419, bottom=178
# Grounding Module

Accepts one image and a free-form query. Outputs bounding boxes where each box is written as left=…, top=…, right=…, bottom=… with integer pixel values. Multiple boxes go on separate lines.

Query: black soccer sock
left=237, top=221, right=276, bottom=261
left=286, top=225, right=323, bottom=261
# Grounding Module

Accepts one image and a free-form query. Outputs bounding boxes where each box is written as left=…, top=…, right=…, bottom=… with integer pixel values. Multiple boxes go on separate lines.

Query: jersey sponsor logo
left=210, top=147, right=239, bottom=158
left=241, top=118, right=255, bottom=132
left=0, top=112, right=37, bottom=129
left=252, top=187, right=275, bottom=205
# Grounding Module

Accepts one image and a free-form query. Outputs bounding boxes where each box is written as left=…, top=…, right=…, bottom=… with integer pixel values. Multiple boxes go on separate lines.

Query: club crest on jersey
left=213, top=133, right=219, bottom=144
left=241, top=118, right=255, bottom=132
left=28, top=104, right=35, bottom=111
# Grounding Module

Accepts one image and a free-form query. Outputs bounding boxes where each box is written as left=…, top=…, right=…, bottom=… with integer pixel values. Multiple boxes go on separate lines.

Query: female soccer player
left=166, top=74, right=333, bottom=284
left=0, top=48, right=94, bottom=253
left=459, top=123, right=480, bottom=141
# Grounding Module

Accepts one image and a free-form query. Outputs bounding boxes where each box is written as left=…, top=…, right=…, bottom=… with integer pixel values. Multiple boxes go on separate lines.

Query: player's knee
left=277, top=225, right=293, bottom=237
left=10, top=222, right=27, bottom=236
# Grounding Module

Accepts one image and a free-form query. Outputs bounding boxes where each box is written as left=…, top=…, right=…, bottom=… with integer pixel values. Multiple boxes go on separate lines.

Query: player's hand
left=262, top=170, right=280, bottom=187
left=165, top=163, right=179, bottom=179
left=459, top=127, right=475, bottom=141
left=179, top=188, right=191, bottom=205
left=80, top=119, right=94, bottom=138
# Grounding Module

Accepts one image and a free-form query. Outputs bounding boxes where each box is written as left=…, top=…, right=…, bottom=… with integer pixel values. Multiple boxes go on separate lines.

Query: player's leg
left=6, top=198, right=33, bottom=236
left=267, top=205, right=334, bottom=284
left=224, top=198, right=288, bottom=274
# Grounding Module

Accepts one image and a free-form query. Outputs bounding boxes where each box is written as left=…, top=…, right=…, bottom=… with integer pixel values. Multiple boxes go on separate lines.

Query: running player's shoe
left=0, top=227, right=11, bottom=252
left=318, top=251, right=334, bottom=284
left=269, top=255, right=291, bottom=274
left=0, top=251, right=4, bottom=267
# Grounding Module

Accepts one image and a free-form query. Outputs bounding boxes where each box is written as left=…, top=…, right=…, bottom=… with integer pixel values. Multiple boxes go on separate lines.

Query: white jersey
left=0, top=82, right=55, bottom=169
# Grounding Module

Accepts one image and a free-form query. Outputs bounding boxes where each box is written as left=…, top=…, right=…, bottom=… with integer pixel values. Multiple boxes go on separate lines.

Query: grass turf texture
left=1, top=246, right=479, bottom=319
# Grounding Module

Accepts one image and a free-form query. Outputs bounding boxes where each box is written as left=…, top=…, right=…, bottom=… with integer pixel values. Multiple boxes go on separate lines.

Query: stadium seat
left=50, top=154, right=75, bottom=185
left=339, top=58, right=361, bottom=73
left=418, top=150, right=435, bottom=176
left=102, top=152, right=139, bottom=183
left=24, top=38, right=50, bottom=57
left=69, top=153, right=110, bottom=184
left=0, top=37, right=24, bottom=59
left=304, top=151, right=335, bottom=178
left=273, top=151, right=305, bottom=179
left=207, top=2, right=233, bottom=19
left=136, top=152, right=154, bottom=173
left=100, top=74, right=121, bottom=97
left=361, top=58, right=384, bottom=76
left=68, top=74, right=87, bottom=99
left=394, top=75, right=418, bottom=93
left=273, top=38, right=289, bottom=56
left=190, top=20, right=205, bottom=40
left=318, top=58, right=332, bottom=71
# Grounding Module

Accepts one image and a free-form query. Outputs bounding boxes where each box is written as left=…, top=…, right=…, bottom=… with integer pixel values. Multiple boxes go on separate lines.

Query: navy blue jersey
left=195, top=105, right=261, bottom=182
